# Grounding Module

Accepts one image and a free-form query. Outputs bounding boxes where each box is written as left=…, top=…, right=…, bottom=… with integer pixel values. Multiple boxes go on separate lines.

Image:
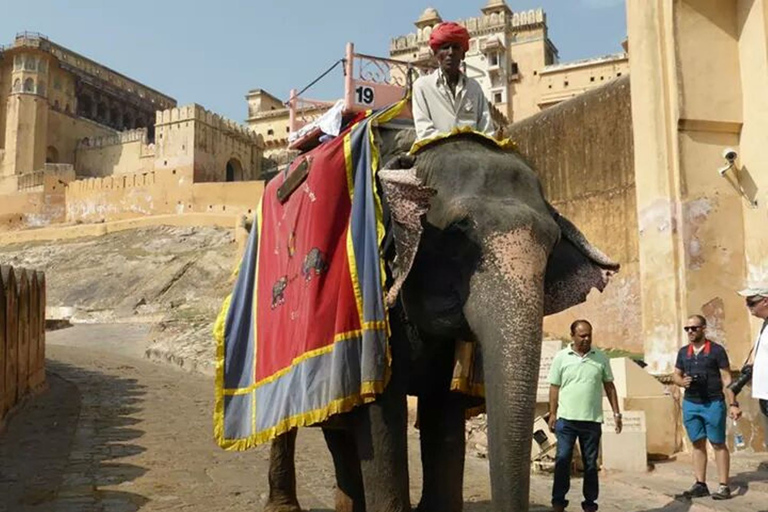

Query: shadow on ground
left=0, top=360, right=150, bottom=511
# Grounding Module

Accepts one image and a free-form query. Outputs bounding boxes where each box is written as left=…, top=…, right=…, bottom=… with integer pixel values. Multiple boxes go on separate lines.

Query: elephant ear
left=378, top=166, right=436, bottom=307
left=544, top=204, right=620, bottom=316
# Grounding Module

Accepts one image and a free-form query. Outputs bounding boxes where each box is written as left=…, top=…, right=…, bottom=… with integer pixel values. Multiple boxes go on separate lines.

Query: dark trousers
left=552, top=418, right=602, bottom=511
left=760, top=399, right=768, bottom=448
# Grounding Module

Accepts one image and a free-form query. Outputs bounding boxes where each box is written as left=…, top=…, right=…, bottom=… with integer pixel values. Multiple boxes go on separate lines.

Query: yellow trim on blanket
left=343, top=128, right=366, bottom=328
left=217, top=379, right=386, bottom=451
left=220, top=321, right=389, bottom=396
left=408, top=126, right=516, bottom=155
left=252, top=204, right=263, bottom=436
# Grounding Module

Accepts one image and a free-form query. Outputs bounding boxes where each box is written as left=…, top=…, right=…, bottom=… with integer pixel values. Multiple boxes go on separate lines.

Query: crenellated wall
left=65, top=167, right=263, bottom=224
left=75, top=128, right=155, bottom=177
left=154, top=104, right=264, bottom=183
left=0, top=165, right=74, bottom=230
left=506, top=76, right=640, bottom=351
left=0, top=265, right=46, bottom=428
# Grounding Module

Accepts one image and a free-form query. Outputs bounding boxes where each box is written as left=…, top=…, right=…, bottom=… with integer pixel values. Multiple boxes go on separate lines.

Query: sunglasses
left=683, top=326, right=703, bottom=332
left=746, top=296, right=765, bottom=307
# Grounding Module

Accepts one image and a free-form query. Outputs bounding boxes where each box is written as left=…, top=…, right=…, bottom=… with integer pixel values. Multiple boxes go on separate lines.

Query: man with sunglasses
left=737, top=286, right=768, bottom=448
left=673, top=315, right=740, bottom=500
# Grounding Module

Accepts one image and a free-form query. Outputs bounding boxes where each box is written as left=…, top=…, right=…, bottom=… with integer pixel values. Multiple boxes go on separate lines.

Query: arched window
left=12, top=78, right=21, bottom=92
left=46, top=146, right=59, bottom=164
left=226, top=157, right=243, bottom=182
left=23, top=78, right=35, bottom=93
left=110, top=107, right=121, bottom=128
left=97, top=102, right=107, bottom=122
left=36, top=80, right=46, bottom=96
left=13, top=55, right=22, bottom=70
left=79, top=95, right=93, bottom=117
left=37, top=58, right=47, bottom=73
left=24, top=56, right=35, bottom=71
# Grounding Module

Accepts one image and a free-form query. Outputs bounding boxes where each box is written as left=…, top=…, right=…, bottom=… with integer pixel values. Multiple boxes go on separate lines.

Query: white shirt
left=752, top=325, right=768, bottom=400
left=411, top=68, right=495, bottom=142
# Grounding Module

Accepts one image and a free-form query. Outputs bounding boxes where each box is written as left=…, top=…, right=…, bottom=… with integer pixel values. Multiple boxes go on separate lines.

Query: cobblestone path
left=1, top=325, right=767, bottom=512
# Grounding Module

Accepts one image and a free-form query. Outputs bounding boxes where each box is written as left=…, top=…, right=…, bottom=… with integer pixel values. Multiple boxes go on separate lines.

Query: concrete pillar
left=628, top=0, right=768, bottom=371
left=627, top=0, right=687, bottom=373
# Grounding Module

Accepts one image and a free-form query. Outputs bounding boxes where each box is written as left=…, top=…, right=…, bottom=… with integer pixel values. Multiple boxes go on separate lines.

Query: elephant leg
left=351, top=390, right=410, bottom=512
left=350, top=309, right=411, bottom=512
left=416, top=391, right=465, bottom=512
left=264, top=428, right=302, bottom=512
left=322, top=427, right=366, bottom=512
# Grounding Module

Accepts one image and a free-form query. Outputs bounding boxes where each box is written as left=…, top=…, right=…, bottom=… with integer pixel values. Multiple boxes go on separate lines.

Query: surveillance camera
left=722, top=148, right=738, bottom=163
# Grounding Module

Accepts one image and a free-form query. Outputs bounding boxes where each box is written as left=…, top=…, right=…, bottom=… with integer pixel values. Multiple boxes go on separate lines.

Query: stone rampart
left=65, top=167, right=264, bottom=224
left=506, top=76, right=640, bottom=351
left=0, top=265, right=46, bottom=428
left=155, top=104, right=262, bottom=145
left=76, top=128, right=149, bottom=150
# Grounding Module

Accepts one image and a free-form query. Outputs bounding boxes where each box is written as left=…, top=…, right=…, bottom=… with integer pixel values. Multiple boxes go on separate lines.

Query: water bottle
left=732, top=419, right=746, bottom=450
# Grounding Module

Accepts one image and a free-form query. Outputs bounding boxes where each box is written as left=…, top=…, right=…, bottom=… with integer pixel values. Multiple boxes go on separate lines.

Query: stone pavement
left=1, top=324, right=767, bottom=512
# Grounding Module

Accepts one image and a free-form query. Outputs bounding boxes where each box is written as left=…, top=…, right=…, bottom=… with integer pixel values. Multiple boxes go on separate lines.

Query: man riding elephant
left=412, top=21, right=495, bottom=142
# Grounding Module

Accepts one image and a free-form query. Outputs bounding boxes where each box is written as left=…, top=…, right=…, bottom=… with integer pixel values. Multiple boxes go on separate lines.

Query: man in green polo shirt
left=548, top=319, right=623, bottom=512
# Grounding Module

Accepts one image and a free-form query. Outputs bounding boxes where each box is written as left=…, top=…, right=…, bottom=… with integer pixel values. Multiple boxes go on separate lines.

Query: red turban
left=429, top=22, right=470, bottom=53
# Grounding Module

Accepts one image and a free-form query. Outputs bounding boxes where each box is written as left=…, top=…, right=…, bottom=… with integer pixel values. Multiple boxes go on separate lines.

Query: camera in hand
left=728, top=364, right=753, bottom=396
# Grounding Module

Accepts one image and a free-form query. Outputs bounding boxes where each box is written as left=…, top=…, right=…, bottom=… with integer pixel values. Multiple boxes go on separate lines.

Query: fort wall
left=0, top=166, right=73, bottom=230
left=506, top=76, right=640, bottom=351
left=155, top=104, right=263, bottom=183
left=65, top=167, right=263, bottom=224
left=0, top=265, right=46, bottom=429
left=75, top=128, right=155, bottom=177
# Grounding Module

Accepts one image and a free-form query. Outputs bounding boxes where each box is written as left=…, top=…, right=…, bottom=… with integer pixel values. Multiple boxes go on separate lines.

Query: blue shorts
left=682, top=399, right=726, bottom=444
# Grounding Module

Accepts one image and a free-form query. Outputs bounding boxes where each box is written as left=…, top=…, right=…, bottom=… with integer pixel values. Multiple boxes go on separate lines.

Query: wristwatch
left=613, top=413, right=622, bottom=419
left=730, top=402, right=740, bottom=407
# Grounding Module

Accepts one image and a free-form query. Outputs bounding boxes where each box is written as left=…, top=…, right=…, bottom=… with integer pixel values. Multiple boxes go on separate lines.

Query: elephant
left=262, top=128, right=618, bottom=512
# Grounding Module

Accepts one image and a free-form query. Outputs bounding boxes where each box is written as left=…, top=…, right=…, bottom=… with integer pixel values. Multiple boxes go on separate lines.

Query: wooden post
left=16, top=269, right=29, bottom=400
left=28, top=272, right=40, bottom=389
left=36, top=271, right=46, bottom=389
left=0, top=266, right=6, bottom=420
left=1, top=266, right=18, bottom=410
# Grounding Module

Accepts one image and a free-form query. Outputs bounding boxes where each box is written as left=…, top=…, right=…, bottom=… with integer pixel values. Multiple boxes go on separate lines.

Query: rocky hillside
left=0, top=226, right=238, bottom=374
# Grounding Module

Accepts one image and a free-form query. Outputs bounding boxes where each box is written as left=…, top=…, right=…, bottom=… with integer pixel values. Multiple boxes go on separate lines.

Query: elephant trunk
left=464, top=227, right=549, bottom=512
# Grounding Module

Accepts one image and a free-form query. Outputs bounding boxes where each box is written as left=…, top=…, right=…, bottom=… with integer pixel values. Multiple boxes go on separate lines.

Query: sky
left=1, top=0, right=626, bottom=123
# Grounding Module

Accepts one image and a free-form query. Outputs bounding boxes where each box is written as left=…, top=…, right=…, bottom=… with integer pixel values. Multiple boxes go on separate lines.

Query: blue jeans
left=552, top=418, right=602, bottom=511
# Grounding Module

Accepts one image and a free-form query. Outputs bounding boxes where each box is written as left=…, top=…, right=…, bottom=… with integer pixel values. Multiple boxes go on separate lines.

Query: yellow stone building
left=627, top=0, right=768, bottom=375
left=0, top=32, right=265, bottom=229
left=248, top=0, right=629, bottom=154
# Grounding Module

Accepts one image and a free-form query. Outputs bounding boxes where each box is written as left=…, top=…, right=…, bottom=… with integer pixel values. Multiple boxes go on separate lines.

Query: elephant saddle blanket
left=213, top=99, right=409, bottom=450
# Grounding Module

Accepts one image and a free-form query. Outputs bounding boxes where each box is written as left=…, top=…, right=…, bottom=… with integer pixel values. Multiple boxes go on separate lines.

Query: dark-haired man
left=411, top=21, right=494, bottom=142
left=738, top=286, right=768, bottom=448
left=548, top=319, right=622, bottom=512
left=672, top=314, right=740, bottom=500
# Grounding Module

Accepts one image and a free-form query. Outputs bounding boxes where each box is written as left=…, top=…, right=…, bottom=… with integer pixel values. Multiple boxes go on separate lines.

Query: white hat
left=737, top=286, right=768, bottom=297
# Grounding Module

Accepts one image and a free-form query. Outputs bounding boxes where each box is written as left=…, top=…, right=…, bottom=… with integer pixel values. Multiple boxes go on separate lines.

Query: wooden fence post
left=1, top=266, right=18, bottom=411
left=36, top=271, right=46, bottom=389
left=29, top=272, right=40, bottom=390
left=16, top=269, right=29, bottom=400
left=0, top=266, right=6, bottom=420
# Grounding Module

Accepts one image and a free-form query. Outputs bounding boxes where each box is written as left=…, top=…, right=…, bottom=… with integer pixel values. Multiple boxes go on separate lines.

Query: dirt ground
left=2, top=325, right=767, bottom=512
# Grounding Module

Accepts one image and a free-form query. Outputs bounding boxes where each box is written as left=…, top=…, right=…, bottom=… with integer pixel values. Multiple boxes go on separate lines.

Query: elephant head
left=379, top=131, right=618, bottom=511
